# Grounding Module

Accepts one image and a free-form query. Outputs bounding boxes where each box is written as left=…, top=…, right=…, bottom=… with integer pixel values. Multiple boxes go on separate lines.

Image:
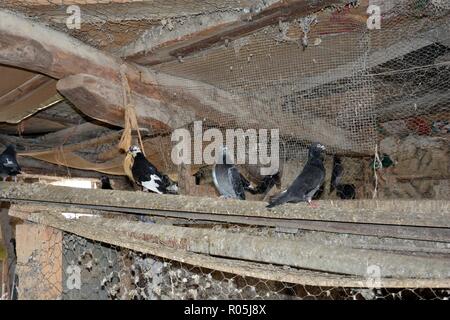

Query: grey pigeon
left=0, top=145, right=21, bottom=181
left=267, top=142, right=326, bottom=208
left=212, top=147, right=246, bottom=200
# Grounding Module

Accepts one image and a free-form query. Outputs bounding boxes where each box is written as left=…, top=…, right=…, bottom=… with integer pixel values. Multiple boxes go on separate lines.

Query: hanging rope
left=118, top=64, right=146, bottom=156
left=372, top=144, right=382, bottom=199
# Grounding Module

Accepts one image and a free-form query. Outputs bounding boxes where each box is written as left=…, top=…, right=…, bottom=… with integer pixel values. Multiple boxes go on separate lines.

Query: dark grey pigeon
left=0, top=145, right=21, bottom=181
left=212, top=147, right=246, bottom=200
left=330, top=155, right=343, bottom=193
left=100, top=176, right=113, bottom=190
left=267, top=142, right=326, bottom=208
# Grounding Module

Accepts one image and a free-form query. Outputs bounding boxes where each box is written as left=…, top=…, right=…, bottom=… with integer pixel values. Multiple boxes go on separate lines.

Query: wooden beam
left=56, top=74, right=193, bottom=131
left=16, top=157, right=121, bottom=179
left=1, top=182, right=449, bottom=229
left=0, top=74, right=50, bottom=106
left=0, top=10, right=251, bottom=131
left=0, top=10, right=360, bottom=149
left=0, top=117, right=68, bottom=135
left=9, top=205, right=448, bottom=288
left=124, top=0, right=350, bottom=65
left=0, top=74, right=63, bottom=124
left=9, top=204, right=450, bottom=280
left=14, top=222, right=63, bottom=300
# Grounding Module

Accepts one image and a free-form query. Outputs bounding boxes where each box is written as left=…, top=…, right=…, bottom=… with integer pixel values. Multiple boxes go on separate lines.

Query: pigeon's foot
left=219, top=195, right=234, bottom=200
left=307, top=200, right=319, bottom=208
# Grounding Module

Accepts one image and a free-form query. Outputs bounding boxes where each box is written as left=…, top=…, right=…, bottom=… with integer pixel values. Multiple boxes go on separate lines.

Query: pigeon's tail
left=266, top=191, right=289, bottom=208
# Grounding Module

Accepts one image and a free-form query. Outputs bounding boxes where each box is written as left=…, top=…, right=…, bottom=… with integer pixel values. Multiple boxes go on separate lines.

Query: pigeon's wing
left=0, top=153, right=21, bottom=173
left=289, top=163, right=325, bottom=200
left=212, top=163, right=236, bottom=198
left=228, top=167, right=246, bottom=200
left=132, top=155, right=163, bottom=188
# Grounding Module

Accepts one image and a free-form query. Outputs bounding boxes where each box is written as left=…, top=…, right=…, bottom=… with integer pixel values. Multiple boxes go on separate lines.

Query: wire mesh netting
left=7, top=228, right=450, bottom=300
left=150, top=0, right=450, bottom=200
left=1, top=0, right=449, bottom=301
left=0, top=0, right=448, bottom=200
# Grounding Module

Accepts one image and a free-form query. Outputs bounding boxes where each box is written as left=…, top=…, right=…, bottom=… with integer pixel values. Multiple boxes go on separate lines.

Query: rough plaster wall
left=379, top=135, right=449, bottom=199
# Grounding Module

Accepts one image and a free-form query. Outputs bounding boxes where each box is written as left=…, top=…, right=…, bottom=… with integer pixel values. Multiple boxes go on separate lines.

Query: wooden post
left=15, top=222, right=63, bottom=300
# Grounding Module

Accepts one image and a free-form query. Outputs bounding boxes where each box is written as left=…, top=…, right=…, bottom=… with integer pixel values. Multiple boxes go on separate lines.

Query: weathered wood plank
left=0, top=183, right=449, bottom=229
left=125, top=0, right=351, bottom=65
left=9, top=204, right=450, bottom=281
left=56, top=74, right=193, bottom=131
left=11, top=206, right=447, bottom=289
left=15, top=222, right=62, bottom=300
left=0, top=10, right=254, bottom=131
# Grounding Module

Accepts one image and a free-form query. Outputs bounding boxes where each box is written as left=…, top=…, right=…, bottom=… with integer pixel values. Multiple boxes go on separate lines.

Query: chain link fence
left=3, top=225, right=446, bottom=300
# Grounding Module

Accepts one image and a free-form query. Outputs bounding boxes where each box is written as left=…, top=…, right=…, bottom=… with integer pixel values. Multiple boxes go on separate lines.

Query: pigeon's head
left=3, top=144, right=16, bottom=155
left=128, top=145, right=142, bottom=157
left=309, top=142, right=326, bottom=158
left=217, top=145, right=232, bottom=165
left=100, top=176, right=110, bottom=184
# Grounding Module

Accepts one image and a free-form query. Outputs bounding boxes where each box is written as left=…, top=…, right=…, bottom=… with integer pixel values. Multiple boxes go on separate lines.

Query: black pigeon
left=267, top=142, right=326, bottom=208
left=212, top=147, right=246, bottom=200
left=0, top=145, right=21, bottom=181
left=245, top=172, right=281, bottom=195
left=336, top=184, right=356, bottom=200
left=100, top=176, right=113, bottom=190
left=193, top=165, right=213, bottom=185
left=128, top=145, right=178, bottom=194
left=330, top=155, right=343, bottom=193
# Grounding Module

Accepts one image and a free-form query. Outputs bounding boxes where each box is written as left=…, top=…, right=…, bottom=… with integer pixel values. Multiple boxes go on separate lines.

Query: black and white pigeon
left=267, top=142, right=326, bottom=208
left=0, top=145, right=21, bottom=182
left=127, top=145, right=178, bottom=194
left=330, top=155, right=343, bottom=193
left=100, top=176, right=113, bottom=190
left=212, top=147, right=246, bottom=200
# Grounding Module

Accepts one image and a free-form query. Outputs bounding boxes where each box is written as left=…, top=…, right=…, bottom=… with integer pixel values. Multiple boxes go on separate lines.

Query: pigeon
left=193, top=165, right=213, bottom=185
left=127, top=145, right=178, bottom=194
left=244, top=172, right=281, bottom=195
left=237, top=163, right=283, bottom=196
left=0, top=145, right=21, bottom=182
left=100, top=176, right=113, bottom=190
left=212, top=147, right=246, bottom=200
left=336, top=184, right=356, bottom=200
left=267, top=142, right=326, bottom=208
left=330, top=155, right=343, bottom=193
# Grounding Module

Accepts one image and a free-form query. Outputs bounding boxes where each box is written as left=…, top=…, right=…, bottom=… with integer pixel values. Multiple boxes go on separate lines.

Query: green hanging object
left=371, top=153, right=394, bottom=170
left=414, top=0, right=430, bottom=10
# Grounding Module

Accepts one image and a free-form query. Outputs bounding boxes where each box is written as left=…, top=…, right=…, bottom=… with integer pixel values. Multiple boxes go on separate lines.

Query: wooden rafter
left=124, top=0, right=351, bottom=65
left=0, top=10, right=255, bottom=132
